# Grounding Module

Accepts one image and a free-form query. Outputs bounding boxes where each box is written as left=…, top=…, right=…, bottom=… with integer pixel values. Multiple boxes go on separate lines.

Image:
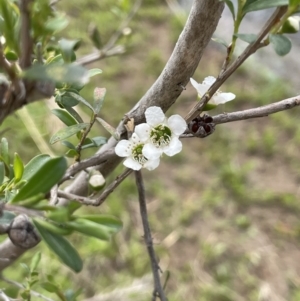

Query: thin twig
left=135, top=171, right=167, bottom=301
left=60, top=149, right=114, bottom=183
left=77, top=0, right=143, bottom=66
left=182, top=95, right=300, bottom=138
left=185, top=6, right=288, bottom=122
left=75, top=113, right=97, bottom=161
left=93, top=168, right=132, bottom=206
left=59, top=168, right=132, bottom=206
left=0, top=276, right=55, bottom=301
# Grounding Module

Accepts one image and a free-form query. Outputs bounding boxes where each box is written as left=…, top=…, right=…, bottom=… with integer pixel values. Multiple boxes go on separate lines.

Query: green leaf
left=23, top=63, right=89, bottom=87
left=66, top=219, right=112, bottom=241
left=50, top=123, right=89, bottom=144
left=234, top=33, right=257, bottom=43
left=51, top=109, right=78, bottom=126
left=64, top=106, right=84, bottom=123
left=0, top=162, right=4, bottom=185
left=65, top=149, right=79, bottom=158
left=93, top=87, right=106, bottom=114
left=41, top=282, right=59, bottom=293
left=30, top=252, right=41, bottom=273
left=289, top=0, right=300, bottom=6
left=1, top=137, right=9, bottom=167
left=88, top=25, right=102, bottom=49
left=76, top=214, right=123, bottom=231
left=45, top=14, right=69, bottom=33
left=96, top=117, right=120, bottom=140
left=91, top=136, right=107, bottom=147
left=221, top=0, right=235, bottom=19
left=33, top=219, right=83, bottom=273
left=0, top=210, right=16, bottom=225
left=33, top=218, right=72, bottom=235
left=243, top=0, right=288, bottom=13
left=23, top=154, right=50, bottom=181
left=88, top=68, right=103, bottom=78
left=13, top=152, right=24, bottom=182
left=60, top=92, right=80, bottom=107
left=211, top=37, right=228, bottom=48
left=61, top=141, right=76, bottom=149
left=269, top=33, right=292, bottom=56
left=10, top=157, right=67, bottom=203
left=66, top=92, right=94, bottom=112
left=58, top=39, right=81, bottom=63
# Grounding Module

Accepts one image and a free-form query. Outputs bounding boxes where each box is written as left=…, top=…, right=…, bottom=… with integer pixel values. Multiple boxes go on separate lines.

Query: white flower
left=134, top=106, right=187, bottom=159
left=115, top=132, right=160, bottom=171
left=190, top=76, right=235, bottom=106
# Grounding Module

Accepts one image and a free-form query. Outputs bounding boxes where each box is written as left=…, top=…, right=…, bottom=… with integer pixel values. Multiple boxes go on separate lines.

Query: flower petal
left=203, top=76, right=216, bottom=86
left=163, top=137, right=182, bottom=156
left=135, top=123, right=151, bottom=142
left=123, top=157, right=142, bottom=170
left=115, top=140, right=132, bottom=157
left=190, top=79, right=209, bottom=97
left=143, top=143, right=162, bottom=159
left=130, top=132, right=142, bottom=145
left=144, top=158, right=160, bottom=171
left=167, top=115, right=187, bottom=136
left=145, top=106, right=165, bottom=126
left=212, top=92, right=235, bottom=105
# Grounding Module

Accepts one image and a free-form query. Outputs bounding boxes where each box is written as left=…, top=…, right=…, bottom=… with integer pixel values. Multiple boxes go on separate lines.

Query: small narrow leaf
left=221, top=0, right=235, bottom=20
left=234, top=33, right=257, bottom=43
left=50, top=123, right=89, bottom=144
left=65, top=149, right=79, bottom=158
left=13, top=153, right=24, bottom=182
left=66, top=219, right=111, bottom=241
left=23, top=154, right=50, bottom=181
left=10, top=157, right=67, bottom=203
left=33, top=219, right=83, bottom=273
left=96, top=117, right=120, bottom=140
left=64, top=106, right=84, bottom=123
left=88, top=68, right=102, bottom=78
left=243, top=0, right=288, bottom=13
left=211, top=37, right=228, bottom=48
left=88, top=24, right=102, bottom=49
left=269, top=34, right=292, bottom=56
left=91, top=136, right=107, bottom=146
left=45, top=15, right=69, bottom=33
left=51, top=109, right=78, bottom=126
left=40, top=282, right=59, bottom=293
left=61, top=141, right=76, bottom=149
left=0, top=162, right=4, bottom=185
left=66, top=92, right=94, bottom=112
left=93, top=87, right=106, bottom=114
left=1, top=137, right=9, bottom=167
left=0, top=210, right=16, bottom=225
left=76, top=214, right=123, bottom=231
left=30, top=252, right=41, bottom=272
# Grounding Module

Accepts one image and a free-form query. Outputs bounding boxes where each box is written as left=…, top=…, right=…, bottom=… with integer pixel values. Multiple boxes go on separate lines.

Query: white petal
left=203, top=76, right=216, bottom=86
left=190, top=78, right=200, bottom=90
left=135, top=123, right=151, bottom=142
left=130, top=132, right=142, bottom=145
left=145, top=106, right=165, bottom=126
left=167, top=115, right=187, bottom=136
left=115, top=140, right=132, bottom=157
left=163, top=137, right=182, bottom=156
left=144, top=158, right=160, bottom=171
left=143, top=143, right=162, bottom=159
left=123, top=157, right=142, bottom=170
left=212, top=92, right=235, bottom=105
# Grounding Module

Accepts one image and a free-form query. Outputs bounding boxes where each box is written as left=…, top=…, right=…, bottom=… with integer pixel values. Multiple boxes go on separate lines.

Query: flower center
left=150, top=125, right=172, bottom=147
left=132, top=144, right=148, bottom=164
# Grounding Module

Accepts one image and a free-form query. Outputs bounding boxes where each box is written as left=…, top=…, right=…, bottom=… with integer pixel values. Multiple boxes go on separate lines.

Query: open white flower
left=190, top=77, right=235, bottom=107
left=115, top=132, right=160, bottom=171
left=135, top=106, right=186, bottom=159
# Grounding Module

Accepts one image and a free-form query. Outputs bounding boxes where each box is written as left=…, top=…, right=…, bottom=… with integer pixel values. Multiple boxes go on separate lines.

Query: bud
left=88, top=171, right=106, bottom=191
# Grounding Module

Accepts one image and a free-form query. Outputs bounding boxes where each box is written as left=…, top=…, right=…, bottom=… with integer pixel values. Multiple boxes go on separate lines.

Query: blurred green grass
left=2, top=1, right=300, bottom=300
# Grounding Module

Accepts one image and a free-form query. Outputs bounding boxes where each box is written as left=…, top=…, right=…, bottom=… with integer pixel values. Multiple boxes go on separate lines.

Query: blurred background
left=1, top=0, right=300, bottom=300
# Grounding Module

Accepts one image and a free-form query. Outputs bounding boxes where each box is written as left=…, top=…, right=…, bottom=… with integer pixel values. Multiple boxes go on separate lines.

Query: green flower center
left=132, top=144, right=148, bottom=164
left=150, top=125, right=172, bottom=147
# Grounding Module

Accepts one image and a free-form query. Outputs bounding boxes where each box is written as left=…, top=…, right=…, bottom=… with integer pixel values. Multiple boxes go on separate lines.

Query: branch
left=212, top=95, right=300, bottom=125
left=135, top=170, right=167, bottom=301
left=185, top=6, right=288, bottom=122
